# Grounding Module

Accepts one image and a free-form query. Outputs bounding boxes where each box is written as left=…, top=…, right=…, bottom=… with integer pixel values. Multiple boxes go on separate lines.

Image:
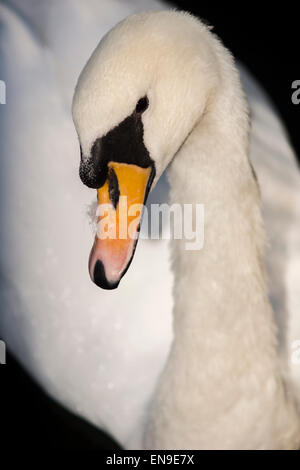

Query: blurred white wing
left=240, top=67, right=300, bottom=405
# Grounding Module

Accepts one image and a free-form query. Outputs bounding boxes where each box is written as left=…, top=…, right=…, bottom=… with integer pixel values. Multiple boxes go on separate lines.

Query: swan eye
left=135, top=96, right=149, bottom=114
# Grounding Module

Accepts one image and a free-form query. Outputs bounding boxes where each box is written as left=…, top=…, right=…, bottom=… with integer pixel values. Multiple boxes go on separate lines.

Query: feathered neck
left=145, top=58, right=300, bottom=449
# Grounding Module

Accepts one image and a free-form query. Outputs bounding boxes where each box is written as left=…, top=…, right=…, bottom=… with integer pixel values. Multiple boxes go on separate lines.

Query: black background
left=172, top=2, right=300, bottom=158
left=1, top=1, right=300, bottom=450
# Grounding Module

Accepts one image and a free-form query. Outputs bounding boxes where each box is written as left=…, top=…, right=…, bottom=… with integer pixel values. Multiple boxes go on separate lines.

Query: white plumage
left=0, top=0, right=299, bottom=449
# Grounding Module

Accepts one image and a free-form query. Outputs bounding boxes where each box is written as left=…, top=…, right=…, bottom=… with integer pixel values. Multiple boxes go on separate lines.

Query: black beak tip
left=93, top=260, right=120, bottom=290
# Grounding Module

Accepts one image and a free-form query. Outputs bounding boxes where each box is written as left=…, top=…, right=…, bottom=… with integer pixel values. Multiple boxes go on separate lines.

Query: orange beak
left=89, top=162, right=153, bottom=289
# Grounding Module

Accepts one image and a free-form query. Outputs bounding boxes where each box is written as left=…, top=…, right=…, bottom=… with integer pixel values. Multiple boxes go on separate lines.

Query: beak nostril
left=108, top=167, right=120, bottom=209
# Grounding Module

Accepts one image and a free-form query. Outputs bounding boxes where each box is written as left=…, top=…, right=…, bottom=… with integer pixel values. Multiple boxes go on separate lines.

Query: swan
left=1, top=1, right=300, bottom=449
left=72, top=10, right=300, bottom=449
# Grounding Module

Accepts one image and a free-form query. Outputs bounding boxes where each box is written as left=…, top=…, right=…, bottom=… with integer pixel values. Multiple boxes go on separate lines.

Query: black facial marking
left=135, top=96, right=149, bottom=114
left=79, top=96, right=155, bottom=189
left=79, top=139, right=108, bottom=189
left=108, top=167, right=120, bottom=209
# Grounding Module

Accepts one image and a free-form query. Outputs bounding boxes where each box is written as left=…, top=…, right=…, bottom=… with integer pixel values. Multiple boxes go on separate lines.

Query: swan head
left=72, top=10, right=219, bottom=289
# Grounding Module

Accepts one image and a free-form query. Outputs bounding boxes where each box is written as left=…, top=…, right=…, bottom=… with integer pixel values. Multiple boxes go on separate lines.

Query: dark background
left=1, top=2, right=299, bottom=450
left=173, top=2, right=300, bottom=158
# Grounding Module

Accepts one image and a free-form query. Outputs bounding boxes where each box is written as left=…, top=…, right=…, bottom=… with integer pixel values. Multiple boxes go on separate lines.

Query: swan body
left=1, top=1, right=300, bottom=449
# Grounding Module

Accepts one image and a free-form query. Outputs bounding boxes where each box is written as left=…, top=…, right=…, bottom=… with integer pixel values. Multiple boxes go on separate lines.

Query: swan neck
left=167, top=107, right=275, bottom=346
